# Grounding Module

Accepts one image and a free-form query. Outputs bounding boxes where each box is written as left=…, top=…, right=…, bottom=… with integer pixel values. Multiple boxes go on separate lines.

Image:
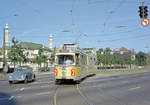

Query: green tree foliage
left=7, top=37, right=28, bottom=68
left=135, top=51, right=147, bottom=66
left=104, top=47, right=112, bottom=53
left=49, top=48, right=56, bottom=65
left=0, top=50, right=2, bottom=55
left=35, top=47, right=48, bottom=69
left=85, top=50, right=92, bottom=54
left=97, top=48, right=132, bottom=69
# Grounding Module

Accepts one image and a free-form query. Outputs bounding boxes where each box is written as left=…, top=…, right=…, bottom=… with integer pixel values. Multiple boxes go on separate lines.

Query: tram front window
left=57, top=55, right=74, bottom=65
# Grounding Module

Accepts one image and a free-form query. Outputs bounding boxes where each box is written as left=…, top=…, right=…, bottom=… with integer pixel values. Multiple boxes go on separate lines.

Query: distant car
left=8, top=66, right=36, bottom=84
left=41, top=67, right=50, bottom=72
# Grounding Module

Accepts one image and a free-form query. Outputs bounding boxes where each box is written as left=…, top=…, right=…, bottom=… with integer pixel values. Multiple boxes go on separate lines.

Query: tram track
left=76, top=84, right=95, bottom=105
left=53, top=83, right=95, bottom=105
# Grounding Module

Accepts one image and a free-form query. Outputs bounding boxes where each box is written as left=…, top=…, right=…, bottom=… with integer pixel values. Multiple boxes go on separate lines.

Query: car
left=40, top=67, right=50, bottom=72
left=8, top=66, right=36, bottom=84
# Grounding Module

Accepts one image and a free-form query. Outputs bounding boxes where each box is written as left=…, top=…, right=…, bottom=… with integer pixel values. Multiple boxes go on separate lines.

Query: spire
left=49, top=33, right=53, bottom=49
left=5, top=24, right=8, bottom=29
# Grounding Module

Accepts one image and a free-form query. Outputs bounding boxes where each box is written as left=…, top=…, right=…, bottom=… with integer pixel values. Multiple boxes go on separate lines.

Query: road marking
left=54, top=86, right=58, bottom=105
left=36, top=92, right=51, bottom=96
left=20, top=88, right=25, bottom=91
left=16, top=95, right=22, bottom=98
left=40, top=85, right=50, bottom=88
left=108, top=80, right=150, bottom=102
left=9, top=96, right=14, bottom=100
left=129, top=87, right=141, bottom=90
left=33, top=81, right=53, bottom=84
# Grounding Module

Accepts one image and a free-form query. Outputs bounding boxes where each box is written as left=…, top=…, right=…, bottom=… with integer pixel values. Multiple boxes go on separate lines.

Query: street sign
left=141, top=18, right=149, bottom=27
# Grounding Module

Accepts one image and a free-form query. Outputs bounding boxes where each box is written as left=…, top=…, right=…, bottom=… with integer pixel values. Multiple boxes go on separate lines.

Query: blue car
left=8, top=66, right=36, bottom=84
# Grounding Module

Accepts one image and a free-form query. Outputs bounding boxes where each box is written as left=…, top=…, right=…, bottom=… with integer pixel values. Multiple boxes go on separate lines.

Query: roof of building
left=120, top=47, right=128, bottom=52
left=19, top=42, right=49, bottom=50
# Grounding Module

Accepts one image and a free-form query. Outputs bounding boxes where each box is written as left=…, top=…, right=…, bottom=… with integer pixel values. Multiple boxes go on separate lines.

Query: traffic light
left=139, top=6, right=144, bottom=18
left=144, top=6, right=148, bottom=18
left=138, top=6, right=148, bottom=18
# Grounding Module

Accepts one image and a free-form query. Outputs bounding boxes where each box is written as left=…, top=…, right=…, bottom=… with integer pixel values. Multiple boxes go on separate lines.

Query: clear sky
left=0, top=0, right=150, bottom=52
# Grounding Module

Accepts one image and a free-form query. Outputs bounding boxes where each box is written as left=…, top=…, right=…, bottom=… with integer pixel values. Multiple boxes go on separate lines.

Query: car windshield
left=15, top=66, right=29, bottom=71
left=57, top=55, right=74, bottom=65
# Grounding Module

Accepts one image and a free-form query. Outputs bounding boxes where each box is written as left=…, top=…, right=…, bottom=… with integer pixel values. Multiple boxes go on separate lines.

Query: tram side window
left=75, top=54, right=79, bottom=64
left=80, top=55, right=86, bottom=65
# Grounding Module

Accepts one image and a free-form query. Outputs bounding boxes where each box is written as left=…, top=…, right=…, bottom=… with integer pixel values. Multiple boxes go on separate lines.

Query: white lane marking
left=16, top=95, right=22, bottom=98
left=40, top=85, right=50, bottom=88
left=9, top=96, right=14, bottom=100
left=20, top=88, right=25, bottom=91
left=32, top=81, right=53, bottom=84
left=36, top=92, right=51, bottom=96
left=129, top=87, right=141, bottom=90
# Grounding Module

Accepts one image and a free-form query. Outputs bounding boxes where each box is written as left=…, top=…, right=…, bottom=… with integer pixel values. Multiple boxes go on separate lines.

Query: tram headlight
left=71, top=69, right=75, bottom=76
left=55, top=69, right=57, bottom=76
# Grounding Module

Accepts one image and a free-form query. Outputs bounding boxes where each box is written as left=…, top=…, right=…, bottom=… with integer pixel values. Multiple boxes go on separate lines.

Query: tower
left=4, top=24, right=10, bottom=47
left=3, top=24, right=10, bottom=72
left=49, top=33, right=53, bottom=49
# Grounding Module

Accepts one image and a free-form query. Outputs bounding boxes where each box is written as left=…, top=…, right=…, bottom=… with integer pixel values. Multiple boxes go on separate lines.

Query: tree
left=104, top=47, right=112, bottom=53
left=0, top=50, right=2, bottom=55
left=85, top=50, right=92, bottom=54
left=135, top=51, right=147, bottom=66
left=49, top=48, right=56, bottom=65
left=35, top=47, right=48, bottom=70
left=97, top=48, right=105, bottom=65
left=7, top=37, right=27, bottom=68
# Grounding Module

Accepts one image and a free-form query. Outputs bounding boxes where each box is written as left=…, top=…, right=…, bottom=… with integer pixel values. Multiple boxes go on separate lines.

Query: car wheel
left=24, top=77, right=28, bottom=84
left=9, top=81, right=13, bottom=84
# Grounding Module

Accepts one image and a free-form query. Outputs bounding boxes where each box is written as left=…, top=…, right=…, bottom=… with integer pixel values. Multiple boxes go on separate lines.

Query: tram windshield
left=56, top=55, right=74, bottom=65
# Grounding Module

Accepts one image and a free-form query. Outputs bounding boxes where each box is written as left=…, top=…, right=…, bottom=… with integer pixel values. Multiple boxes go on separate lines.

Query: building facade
left=0, top=24, right=54, bottom=71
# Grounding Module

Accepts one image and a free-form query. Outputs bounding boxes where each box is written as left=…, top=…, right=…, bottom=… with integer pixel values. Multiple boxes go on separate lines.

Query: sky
left=0, top=0, right=150, bottom=52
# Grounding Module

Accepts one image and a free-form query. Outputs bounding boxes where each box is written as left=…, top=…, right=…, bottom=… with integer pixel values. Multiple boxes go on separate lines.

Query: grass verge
left=98, top=69, right=150, bottom=75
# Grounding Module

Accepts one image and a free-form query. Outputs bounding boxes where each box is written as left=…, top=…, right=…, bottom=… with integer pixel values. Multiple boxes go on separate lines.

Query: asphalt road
left=55, top=71, right=150, bottom=105
left=0, top=71, right=55, bottom=105
left=1, top=71, right=150, bottom=105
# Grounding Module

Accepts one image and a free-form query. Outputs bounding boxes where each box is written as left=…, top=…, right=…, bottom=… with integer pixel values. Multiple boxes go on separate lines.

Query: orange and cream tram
left=54, top=44, right=96, bottom=83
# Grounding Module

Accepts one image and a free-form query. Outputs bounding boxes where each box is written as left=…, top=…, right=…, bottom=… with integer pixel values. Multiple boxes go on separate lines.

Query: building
left=49, top=34, right=53, bottom=49
left=82, top=48, right=96, bottom=56
left=0, top=24, right=54, bottom=71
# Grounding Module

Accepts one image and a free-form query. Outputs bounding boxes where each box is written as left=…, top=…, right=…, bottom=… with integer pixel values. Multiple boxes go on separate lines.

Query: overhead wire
left=15, top=0, right=40, bottom=15
left=97, top=33, right=150, bottom=43
left=102, top=0, right=127, bottom=32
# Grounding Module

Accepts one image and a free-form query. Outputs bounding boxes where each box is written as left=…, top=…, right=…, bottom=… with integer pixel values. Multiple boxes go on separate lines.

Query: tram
left=54, top=44, right=97, bottom=83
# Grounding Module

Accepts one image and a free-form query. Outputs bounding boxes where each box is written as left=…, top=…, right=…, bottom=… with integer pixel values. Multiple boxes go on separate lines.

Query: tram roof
left=56, top=44, right=96, bottom=58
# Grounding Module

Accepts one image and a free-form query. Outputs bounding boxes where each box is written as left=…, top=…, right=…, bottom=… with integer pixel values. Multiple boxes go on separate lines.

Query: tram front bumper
left=55, top=76, right=80, bottom=81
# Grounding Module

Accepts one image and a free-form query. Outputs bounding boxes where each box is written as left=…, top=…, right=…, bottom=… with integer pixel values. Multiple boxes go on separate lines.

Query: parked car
left=40, top=67, right=50, bottom=72
left=8, top=66, right=36, bottom=84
